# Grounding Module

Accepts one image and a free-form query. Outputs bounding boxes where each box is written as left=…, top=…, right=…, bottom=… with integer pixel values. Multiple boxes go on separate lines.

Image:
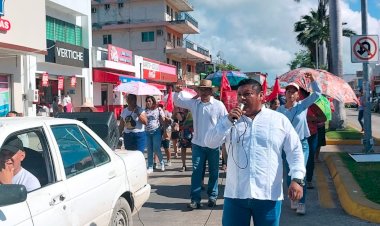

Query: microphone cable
left=228, top=117, right=249, bottom=170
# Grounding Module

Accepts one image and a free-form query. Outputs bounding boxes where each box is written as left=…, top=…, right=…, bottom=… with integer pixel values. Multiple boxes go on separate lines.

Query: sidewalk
left=323, top=140, right=380, bottom=222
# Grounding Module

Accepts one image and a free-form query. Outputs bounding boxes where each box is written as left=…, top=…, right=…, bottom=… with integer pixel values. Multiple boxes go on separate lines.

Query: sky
left=187, top=0, right=380, bottom=83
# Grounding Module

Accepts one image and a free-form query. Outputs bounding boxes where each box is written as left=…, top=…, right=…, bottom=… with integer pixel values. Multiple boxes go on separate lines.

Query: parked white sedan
left=0, top=117, right=150, bottom=226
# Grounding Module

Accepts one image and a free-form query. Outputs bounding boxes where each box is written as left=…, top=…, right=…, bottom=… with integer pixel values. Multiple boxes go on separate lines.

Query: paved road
left=345, top=108, right=380, bottom=138
left=133, top=155, right=377, bottom=225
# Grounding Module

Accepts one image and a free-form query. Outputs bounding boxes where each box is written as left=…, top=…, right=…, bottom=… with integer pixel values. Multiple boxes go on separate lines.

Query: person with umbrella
left=118, top=94, right=148, bottom=152
left=277, top=72, right=321, bottom=215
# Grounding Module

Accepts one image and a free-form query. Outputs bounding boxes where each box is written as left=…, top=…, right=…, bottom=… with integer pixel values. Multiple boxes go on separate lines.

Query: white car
left=0, top=117, right=150, bottom=226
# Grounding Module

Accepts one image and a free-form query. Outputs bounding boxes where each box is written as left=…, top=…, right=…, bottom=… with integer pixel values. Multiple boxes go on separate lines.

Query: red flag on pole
left=166, top=87, right=174, bottom=112
left=220, top=71, right=231, bottom=100
left=265, top=78, right=281, bottom=102
left=262, top=76, right=267, bottom=103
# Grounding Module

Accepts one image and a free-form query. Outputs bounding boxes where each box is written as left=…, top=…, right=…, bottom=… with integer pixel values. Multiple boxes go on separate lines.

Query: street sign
left=351, top=35, right=379, bottom=63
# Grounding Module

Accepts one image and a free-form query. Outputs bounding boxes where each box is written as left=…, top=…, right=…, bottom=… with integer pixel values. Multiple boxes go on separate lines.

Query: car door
left=50, top=124, right=124, bottom=226
left=1, top=128, right=72, bottom=226
left=0, top=201, right=32, bottom=226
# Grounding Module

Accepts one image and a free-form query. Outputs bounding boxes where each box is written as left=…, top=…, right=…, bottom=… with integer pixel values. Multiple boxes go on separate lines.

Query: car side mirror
left=0, top=184, right=27, bottom=207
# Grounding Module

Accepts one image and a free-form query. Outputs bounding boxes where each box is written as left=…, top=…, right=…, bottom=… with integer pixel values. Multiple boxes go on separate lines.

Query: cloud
left=188, top=0, right=380, bottom=82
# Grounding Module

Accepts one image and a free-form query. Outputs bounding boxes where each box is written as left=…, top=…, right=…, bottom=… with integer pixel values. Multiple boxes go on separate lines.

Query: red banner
left=70, top=76, right=77, bottom=87
left=42, top=72, right=49, bottom=87
left=58, top=76, right=64, bottom=90
left=221, top=90, right=238, bottom=112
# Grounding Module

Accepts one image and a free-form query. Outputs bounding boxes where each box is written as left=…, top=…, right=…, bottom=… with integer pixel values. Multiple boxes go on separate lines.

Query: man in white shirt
left=174, top=79, right=228, bottom=209
left=205, top=79, right=305, bottom=226
left=62, top=92, right=72, bottom=112
left=0, top=137, right=41, bottom=192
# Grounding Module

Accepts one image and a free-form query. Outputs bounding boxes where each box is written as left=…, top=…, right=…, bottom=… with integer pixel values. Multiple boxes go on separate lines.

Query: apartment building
left=91, top=0, right=211, bottom=85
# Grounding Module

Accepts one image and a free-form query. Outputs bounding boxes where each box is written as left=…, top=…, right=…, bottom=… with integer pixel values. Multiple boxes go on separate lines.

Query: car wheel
left=109, top=197, right=133, bottom=226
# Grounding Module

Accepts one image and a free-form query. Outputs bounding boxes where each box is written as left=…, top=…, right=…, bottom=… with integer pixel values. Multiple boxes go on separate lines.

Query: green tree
left=216, top=63, right=240, bottom=71
left=288, top=50, right=314, bottom=69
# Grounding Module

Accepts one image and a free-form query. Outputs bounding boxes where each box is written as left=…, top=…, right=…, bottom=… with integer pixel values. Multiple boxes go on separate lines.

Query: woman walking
left=145, top=96, right=166, bottom=174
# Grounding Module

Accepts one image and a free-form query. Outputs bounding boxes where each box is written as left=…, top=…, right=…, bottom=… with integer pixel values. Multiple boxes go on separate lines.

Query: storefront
left=92, top=45, right=139, bottom=118
left=37, top=40, right=90, bottom=112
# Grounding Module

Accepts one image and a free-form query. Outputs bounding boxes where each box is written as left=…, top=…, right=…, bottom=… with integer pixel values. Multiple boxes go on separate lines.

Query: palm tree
left=294, top=0, right=353, bottom=129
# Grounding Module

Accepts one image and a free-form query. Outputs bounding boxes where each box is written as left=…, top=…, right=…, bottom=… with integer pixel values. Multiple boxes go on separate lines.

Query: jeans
left=146, top=128, right=164, bottom=168
left=123, top=131, right=146, bottom=152
left=284, top=138, right=309, bottom=204
left=190, top=144, right=220, bottom=203
left=222, top=197, right=282, bottom=226
left=306, top=133, right=318, bottom=182
left=358, top=109, right=364, bottom=130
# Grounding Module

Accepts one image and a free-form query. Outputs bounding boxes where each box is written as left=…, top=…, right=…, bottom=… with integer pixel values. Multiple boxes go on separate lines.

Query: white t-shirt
left=12, top=167, right=41, bottom=192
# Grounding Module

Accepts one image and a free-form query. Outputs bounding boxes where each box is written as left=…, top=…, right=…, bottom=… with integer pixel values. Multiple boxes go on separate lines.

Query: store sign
left=46, top=40, right=89, bottom=68
left=0, top=18, right=10, bottom=31
left=42, top=73, right=49, bottom=87
left=0, top=0, right=11, bottom=31
left=58, top=76, right=64, bottom=90
left=108, top=45, right=133, bottom=65
left=70, top=76, right=77, bottom=87
left=143, top=60, right=159, bottom=71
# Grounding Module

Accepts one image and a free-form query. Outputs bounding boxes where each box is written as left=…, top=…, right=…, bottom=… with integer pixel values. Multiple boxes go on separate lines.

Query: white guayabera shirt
left=205, top=107, right=305, bottom=201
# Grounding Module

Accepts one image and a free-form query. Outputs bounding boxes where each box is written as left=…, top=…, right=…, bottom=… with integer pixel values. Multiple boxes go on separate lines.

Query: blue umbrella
left=205, top=71, right=248, bottom=86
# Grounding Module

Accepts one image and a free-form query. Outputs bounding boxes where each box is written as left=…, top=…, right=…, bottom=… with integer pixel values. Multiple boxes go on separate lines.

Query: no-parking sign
left=351, top=35, right=379, bottom=63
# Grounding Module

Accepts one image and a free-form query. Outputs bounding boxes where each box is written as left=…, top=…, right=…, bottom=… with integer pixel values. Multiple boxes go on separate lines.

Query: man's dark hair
left=237, top=79, right=262, bottom=93
left=127, top=94, right=137, bottom=101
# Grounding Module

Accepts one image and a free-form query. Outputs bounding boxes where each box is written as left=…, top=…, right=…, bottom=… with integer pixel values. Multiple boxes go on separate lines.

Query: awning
left=148, top=83, right=167, bottom=91
left=93, top=69, right=145, bottom=84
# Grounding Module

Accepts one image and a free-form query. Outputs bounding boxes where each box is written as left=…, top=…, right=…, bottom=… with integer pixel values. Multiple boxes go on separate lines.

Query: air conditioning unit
left=156, top=29, right=163, bottom=36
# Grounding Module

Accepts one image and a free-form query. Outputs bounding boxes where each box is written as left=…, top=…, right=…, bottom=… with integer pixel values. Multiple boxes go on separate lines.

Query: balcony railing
left=174, top=12, right=198, bottom=28
left=184, top=39, right=209, bottom=57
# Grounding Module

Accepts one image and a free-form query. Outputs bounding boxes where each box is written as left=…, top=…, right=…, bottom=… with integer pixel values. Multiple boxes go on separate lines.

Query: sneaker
left=306, top=181, right=314, bottom=189
left=147, top=168, right=153, bottom=174
left=290, top=200, right=298, bottom=210
left=180, top=166, right=186, bottom=172
left=153, top=163, right=157, bottom=169
left=161, top=164, right=165, bottom=172
left=296, top=203, right=306, bottom=215
left=207, top=199, right=216, bottom=207
left=166, top=160, right=172, bottom=166
left=187, top=201, right=202, bottom=209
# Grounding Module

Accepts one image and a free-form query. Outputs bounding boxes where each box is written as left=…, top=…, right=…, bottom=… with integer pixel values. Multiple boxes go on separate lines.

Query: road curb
left=325, top=153, right=380, bottom=223
left=326, top=138, right=380, bottom=145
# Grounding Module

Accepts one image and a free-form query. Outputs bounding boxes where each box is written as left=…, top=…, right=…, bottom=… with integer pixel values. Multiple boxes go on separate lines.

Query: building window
left=187, top=64, right=192, bottom=73
left=103, top=34, right=112, bottom=44
left=91, top=7, right=96, bottom=13
left=166, top=5, right=170, bottom=15
left=167, top=58, right=170, bottom=64
left=118, top=3, right=124, bottom=8
left=141, top=31, right=154, bottom=42
left=105, top=4, right=110, bottom=10
left=46, top=16, right=82, bottom=46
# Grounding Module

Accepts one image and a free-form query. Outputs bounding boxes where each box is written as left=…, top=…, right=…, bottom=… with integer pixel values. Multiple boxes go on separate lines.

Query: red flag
left=220, top=71, right=231, bottom=100
left=262, top=76, right=267, bottom=103
left=266, top=78, right=281, bottom=102
left=166, top=87, right=174, bottom=112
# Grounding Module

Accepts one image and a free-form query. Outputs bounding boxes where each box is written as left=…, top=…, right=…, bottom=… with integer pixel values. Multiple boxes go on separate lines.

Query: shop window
left=105, top=4, right=110, bottom=10
left=166, top=5, right=170, bottom=15
left=141, top=31, right=154, bottom=42
left=118, top=3, right=124, bottom=8
left=103, top=34, right=112, bottom=44
left=46, top=16, right=83, bottom=46
left=0, top=75, right=10, bottom=117
left=91, top=7, right=97, bottom=13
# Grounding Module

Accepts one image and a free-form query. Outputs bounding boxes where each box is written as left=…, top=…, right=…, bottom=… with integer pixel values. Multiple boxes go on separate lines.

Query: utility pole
left=361, top=0, right=374, bottom=153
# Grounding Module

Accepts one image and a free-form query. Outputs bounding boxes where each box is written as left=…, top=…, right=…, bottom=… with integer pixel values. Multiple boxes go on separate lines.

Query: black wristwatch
left=292, top=178, right=305, bottom=186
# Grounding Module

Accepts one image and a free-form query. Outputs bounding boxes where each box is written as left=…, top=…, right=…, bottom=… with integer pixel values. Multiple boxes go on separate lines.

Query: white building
left=0, top=0, right=46, bottom=116
left=36, top=0, right=93, bottom=112
left=91, top=0, right=211, bottom=85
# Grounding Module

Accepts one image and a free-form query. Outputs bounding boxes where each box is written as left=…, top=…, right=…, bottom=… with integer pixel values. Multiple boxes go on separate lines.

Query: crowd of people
left=116, top=75, right=330, bottom=226
left=2, top=74, right=331, bottom=226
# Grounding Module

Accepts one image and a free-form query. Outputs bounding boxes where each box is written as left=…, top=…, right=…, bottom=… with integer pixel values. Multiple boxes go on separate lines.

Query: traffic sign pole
left=361, top=0, right=374, bottom=153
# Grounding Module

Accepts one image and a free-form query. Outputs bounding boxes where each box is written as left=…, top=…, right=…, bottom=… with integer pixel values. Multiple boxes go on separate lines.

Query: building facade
left=91, top=0, right=211, bottom=85
left=0, top=0, right=46, bottom=116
